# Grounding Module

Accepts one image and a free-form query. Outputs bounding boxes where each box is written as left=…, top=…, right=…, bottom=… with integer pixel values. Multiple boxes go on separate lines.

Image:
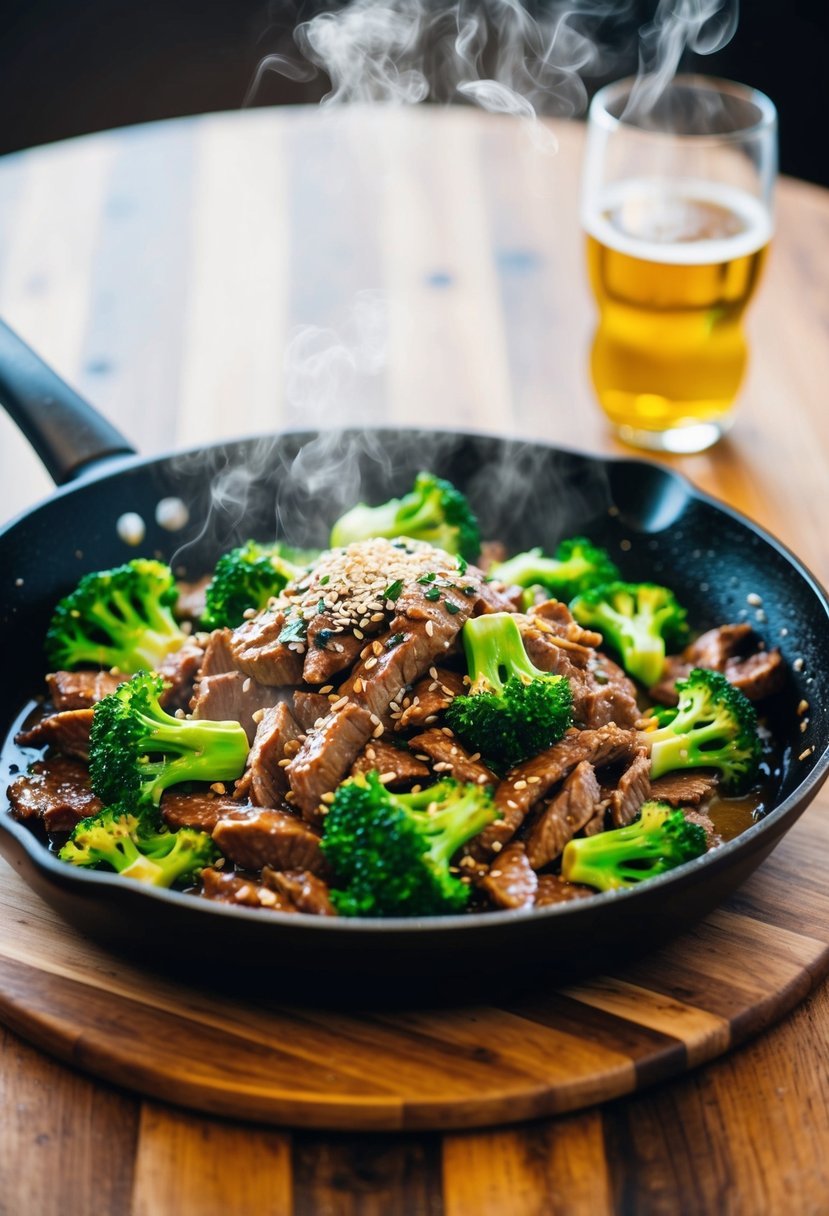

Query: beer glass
left=581, top=75, right=777, bottom=453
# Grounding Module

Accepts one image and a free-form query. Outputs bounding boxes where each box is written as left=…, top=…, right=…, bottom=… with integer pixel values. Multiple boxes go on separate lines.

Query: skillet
left=2, top=316, right=829, bottom=993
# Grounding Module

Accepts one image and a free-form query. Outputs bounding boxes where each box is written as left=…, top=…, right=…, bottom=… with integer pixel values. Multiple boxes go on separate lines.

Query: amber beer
left=584, top=180, right=771, bottom=441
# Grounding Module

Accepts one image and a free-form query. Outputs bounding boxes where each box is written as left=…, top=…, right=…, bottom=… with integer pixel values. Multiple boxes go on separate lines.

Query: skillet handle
left=0, top=318, right=136, bottom=484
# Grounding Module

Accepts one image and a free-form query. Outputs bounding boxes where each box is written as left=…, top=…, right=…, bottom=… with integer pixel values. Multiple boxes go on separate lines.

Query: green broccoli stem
left=135, top=715, right=249, bottom=804
left=647, top=717, right=733, bottom=780
left=419, top=794, right=497, bottom=868
left=84, top=598, right=184, bottom=667
left=462, top=613, right=541, bottom=694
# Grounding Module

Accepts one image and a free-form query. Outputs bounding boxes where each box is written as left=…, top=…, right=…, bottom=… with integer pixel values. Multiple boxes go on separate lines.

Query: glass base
left=612, top=416, right=732, bottom=454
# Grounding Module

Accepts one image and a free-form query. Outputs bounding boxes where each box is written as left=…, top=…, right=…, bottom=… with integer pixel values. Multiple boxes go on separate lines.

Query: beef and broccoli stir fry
left=7, top=471, right=787, bottom=917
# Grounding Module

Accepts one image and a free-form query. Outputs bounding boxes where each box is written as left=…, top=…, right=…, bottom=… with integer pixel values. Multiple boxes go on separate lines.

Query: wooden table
left=1, top=105, right=828, bottom=1214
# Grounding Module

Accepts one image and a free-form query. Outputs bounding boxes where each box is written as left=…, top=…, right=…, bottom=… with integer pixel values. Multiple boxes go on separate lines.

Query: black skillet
left=2, top=317, right=829, bottom=996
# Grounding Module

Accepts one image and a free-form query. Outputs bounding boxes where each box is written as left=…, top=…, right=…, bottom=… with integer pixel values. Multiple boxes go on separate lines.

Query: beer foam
left=583, top=179, right=772, bottom=265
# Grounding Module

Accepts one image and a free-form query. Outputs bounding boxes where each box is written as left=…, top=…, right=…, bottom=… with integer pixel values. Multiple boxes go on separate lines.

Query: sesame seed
left=799, top=747, right=814, bottom=761
left=277, top=757, right=291, bottom=768
left=243, top=607, right=257, bottom=620
left=429, top=667, right=439, bottom=680
left=491, top=840, right=503, bottom=852
left=794, top=657, right=805, bottom=671
left=372, top=723, right=384, bottom=738
left=425, top=714, right=438, bottom=724
left=332, top=696, right=349, bottom=711
left=526, top=775, right=542, bottom=784
left=364, top=657, right=378, bottom=670
left=489, top=870, right=502, bottom=879
left=242, top=677, right=251, bottom=693
left=800, top=719, right=809, bottom=733
left=441, top=727, right=454, bottom=737
left=210, top=782, right=226, bottom=794
left=321, top=791, right=336, bottom=804
left=798, top=699, right=809, bottom=715
left=746, top=592, right=763, bottom=606
left=379, top=771, right=397, bottom=784
left=252, top=708, right=265, bottom=723
left=434, top=761, right=452, bottom=771
left=354, top=629, right=364, bottom=640
left=371, top=612, right=385, bottom=622
left=366, top=747, right=376, bottom=760
left=513, top=779, right=528, bottom=790
left=369, top=712, right=381, bottom=725
left=425, top=620, right=434, bottom=637
left=372, top=641, right=384, bottom=657
left=469, top=752, right=481, bottom=762
left=319, top=685, right=334, bottom=694
left=258, top=889, right=277, bottom=907
left=506, top=799, right=518, bottom=810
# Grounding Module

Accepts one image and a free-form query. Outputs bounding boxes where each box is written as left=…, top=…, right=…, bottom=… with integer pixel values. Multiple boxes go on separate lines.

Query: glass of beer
left=581, top=75, right=777, bottom=453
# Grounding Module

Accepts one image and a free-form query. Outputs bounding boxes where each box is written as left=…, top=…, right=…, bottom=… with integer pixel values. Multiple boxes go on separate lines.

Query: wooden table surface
left=1, top=105, right=828, bottom=1215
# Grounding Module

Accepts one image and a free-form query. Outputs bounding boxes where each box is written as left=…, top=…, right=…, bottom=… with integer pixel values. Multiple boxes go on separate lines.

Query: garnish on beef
left=350, top=739, right=430, bottom=786
left=479, top=842, right=538, bottom=909
left=201, top=867, right=297, bottom=911
left=407, top=727, right=496, bottom=787
left=228, top=610, right=305, bottom=686
left=396, top=667, right=466, bottom=730
left=261, top=867, right=335, bottom=916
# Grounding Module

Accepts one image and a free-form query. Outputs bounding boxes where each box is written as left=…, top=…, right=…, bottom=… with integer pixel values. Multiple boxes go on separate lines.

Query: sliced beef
left=534, top=874, right=595, bottom=906
left=724, top=648, right=786, bottom=702
left=16, top=709, right=94, bottom=761
left=292, top=690, right=335, bottom=731
left=648, top=769, right=719, bottom=806
left=479, top=842, right=538, bottom=909
left=525, top=760, right=602, bottom=870
left=212, top=805, right=330, bottom=876
left=397, top=668, right=467, bottom=730
left=287, top=702, right=374, bottom=822
left=7, top=755, right=103, bottom=832
left=472, top=724, right=637, bottom=858
left=228, top=610, right=304, bottom=686
left=582, top=807, right=608, bottom=837
left=190, top=671, right=283, bottom=745
left=175, top=574, right=211, bottom=623
left=687, top=623, right=754, bottom=670
left=650, top=623, right=785, bottom=705
left=262, top=867, right=336, bottom=916
left=350, top=739, right=431, bottom=786
left=407, top=728, right=497, bottom=787
left=234, top=704, right=304, bottom=807
left=46, top=670, right=125, bottom=711
left=529, top=600, right=604, bottom=649
left=302, top=619, right=365, bottom=684
left=608, top=748, right=651, bottom=829
left=201, top=867, right=297, bottom=911
left=161, top=790, right=239, bottom=833
left=157, top=644, right=204, bottom=712
left=199, top=629, right=239, bottom=676
left=521, top=620, right=639, bottom=730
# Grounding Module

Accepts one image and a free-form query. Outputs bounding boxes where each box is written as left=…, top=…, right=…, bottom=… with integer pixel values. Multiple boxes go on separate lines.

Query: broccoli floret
left=329, top=471, right=480, bottom=561
left=491, top=537, right=620, bottom=602
left=445, top=612, right=573, bottom=771
left=569, top=580, right=689, bottom=687
left=202, top=539, right=317, bottom=629
left=322, top=771, right=497, bottom=917
left=89, top=671, right=249, bottom=808
left=561, top=800, right=708, bottom=891
left=45, top=559, right=188, bottom=673
left=59, top=804, right=219, bottom=887
left=638, top=668, right=761, bottom=792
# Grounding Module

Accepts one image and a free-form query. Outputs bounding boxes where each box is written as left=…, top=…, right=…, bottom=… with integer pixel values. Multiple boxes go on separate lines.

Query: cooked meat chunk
left=156, top=644, right=204, bottom=711
left=302, top=619, right=365, bottom=684
left=16, top=708, right=94, bottom=761
left=212, top=805, right=330, bottom=876
left=228, top=610, right=304, bottom=686
left=190, top=671, right=284, bottom=745
left=521, top=620, right=639, bottom=730
left=287, top=702, right=374, bottom=822
left=7, top=755, right=103, bottom=832
left=525, top=761, right=602, bottom=869
left=350, top=739, right=431, bottom=786
left=534, top=874, right=595, bottom=906
left=650, top=623, right=785, bottom=705
left=161, top=790, right=239, bottom=833
left=581, top=807, right=608, bottom=837
left=529, top=600, right=604, bottom=649
left=396, top=668, right=466, bottom=730
left=46, top=670, right=125, bottom=711
left=201, top=867, right=297, bottom=911
left=175, top=574, right=211, bottom=623
left=234, top=704, right=304, bottom=807
left=407, top=728, right=497, bottom=787
left=648, top=770, right=719, bottom=806
left=292, top=690, right=335, bottom=731
left=199, top=628, right=239, bottom=676
left=472, top=724, right=637, bottom=858
left=608, top=748, right=651, bottom=829
left=479, top=842, right=538, bottom=909
left=262, top=867, right=336, bottom=916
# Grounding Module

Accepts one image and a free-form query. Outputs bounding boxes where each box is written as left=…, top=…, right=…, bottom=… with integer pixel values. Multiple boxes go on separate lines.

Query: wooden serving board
left=1, top=800, right=828, bottom=1133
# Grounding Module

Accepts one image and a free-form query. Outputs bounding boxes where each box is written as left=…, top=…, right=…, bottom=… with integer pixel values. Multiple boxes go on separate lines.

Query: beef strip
left=302, top=619, right=365, bottom=684
left=650, top=623, right=785, bottom=705
left=199, top=628, right=239, bottom=676
left=7, top=755, right=103, bottom=832
left=212, top=805, right=331, bottom=876
left=581, top=807, right=608, bottom=837
left=521, top=621, right=640, bottom=730
left=471, top=724, right=637, bottom=859
left=396, top=668, right=466, bottom=730
left=234, top=703, right=304, bottom=807
left=157, top=644, right=204, bottom=711
left=534, top=874, right=595, bottom=906
left=261, top=867, right=336, bottom=916
left=525, top=761, right=602, bottom=870
left=407, top=728, right=497, bottom=787
left=190, top=671, right=284, bottom=745
left=724, top=649, right=786, bottom=702
left=160, top=790, right=239, bottom=833
left=292, top=690, right=335, bottom=731
left=46, top=670, right=125, bottom=711
left=608, top=748, right=651, bottom=829
left=350, top=739, right=431, bottom=786
left=479, top=842, right=538, bottom=909
left=16, top=709, right=95, bottom=761
left=529, top=600, right=604, bottom=649
left=287, top=702, right=374, bottom=822
left=201, top=867, right=297, bottom=911
left=648, top=769, right=719, bottom=806
left=228, top=610, right=304, bottom=686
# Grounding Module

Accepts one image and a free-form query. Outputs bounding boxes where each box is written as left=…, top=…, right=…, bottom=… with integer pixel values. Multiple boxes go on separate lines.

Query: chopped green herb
left=417, top=572, right=437, bottom=584
left=314, top=629, right=333, bottom=650
left=278, top=616, right=308, bottom=645
left=456, top=556, right=468, bottom=576
left=317, top=598, right=326, bottom=614
left=386, top=633, right=405, bottom=649
left=462, top=585, right=476, bottom=596
left=384, top=579, right=404, bottom=602
left=445, top=602, right=460, bottom=615
left=320, top=575, right=330, bottom=586
left=424, top=587, right=441, bottom=602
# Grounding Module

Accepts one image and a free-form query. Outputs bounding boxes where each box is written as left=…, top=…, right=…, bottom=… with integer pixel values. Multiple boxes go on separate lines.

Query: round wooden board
left=1, top=801, right=828, bottom=1132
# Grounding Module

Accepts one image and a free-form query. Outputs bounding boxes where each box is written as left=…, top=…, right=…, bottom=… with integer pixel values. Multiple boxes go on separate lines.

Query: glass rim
left=589, top=73, right=777, bottom=143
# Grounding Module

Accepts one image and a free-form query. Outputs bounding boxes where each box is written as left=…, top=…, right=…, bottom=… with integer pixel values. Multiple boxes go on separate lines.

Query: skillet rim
left=2, top=425, right=829, bottom=936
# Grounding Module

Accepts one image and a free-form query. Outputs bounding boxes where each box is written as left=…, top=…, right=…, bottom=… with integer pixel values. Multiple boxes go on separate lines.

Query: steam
left=626, top=0, right=739, bottom=118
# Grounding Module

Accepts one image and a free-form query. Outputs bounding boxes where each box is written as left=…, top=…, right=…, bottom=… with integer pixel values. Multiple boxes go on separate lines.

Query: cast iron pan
left=2, top=318, right=829, bottom=995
